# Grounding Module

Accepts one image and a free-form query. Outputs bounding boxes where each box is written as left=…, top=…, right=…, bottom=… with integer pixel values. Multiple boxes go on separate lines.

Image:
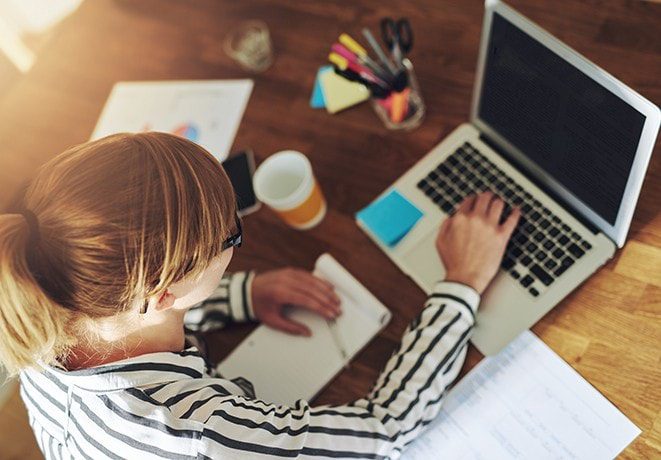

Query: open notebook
left=217, top=254, right=391, bottom=406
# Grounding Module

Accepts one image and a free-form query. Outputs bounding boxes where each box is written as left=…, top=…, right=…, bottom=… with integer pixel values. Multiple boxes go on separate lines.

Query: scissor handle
left=380, top=17, right=398, bottom=50
left=396, top=19, right=413, bottom=53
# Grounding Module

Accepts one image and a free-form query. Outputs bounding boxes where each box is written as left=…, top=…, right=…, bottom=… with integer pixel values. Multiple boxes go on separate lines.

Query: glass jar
left=370, top=58, right=425, bottom=131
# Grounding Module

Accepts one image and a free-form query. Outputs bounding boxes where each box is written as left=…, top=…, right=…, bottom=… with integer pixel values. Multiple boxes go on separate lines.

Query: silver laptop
left=357, top=0, right=660, bottom=355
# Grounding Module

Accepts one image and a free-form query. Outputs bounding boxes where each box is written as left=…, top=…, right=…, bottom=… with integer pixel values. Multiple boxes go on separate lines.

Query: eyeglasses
left=140, top=214, right=243, bottom=315
left=222, top=214, right=243, bottom=251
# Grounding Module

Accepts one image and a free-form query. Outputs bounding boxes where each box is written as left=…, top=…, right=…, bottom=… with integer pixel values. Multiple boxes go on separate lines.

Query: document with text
left=404, top=330, right=640, bottom=459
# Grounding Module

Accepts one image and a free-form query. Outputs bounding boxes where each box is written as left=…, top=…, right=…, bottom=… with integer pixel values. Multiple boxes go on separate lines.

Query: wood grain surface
left=0, top=1, right=658, bottom=458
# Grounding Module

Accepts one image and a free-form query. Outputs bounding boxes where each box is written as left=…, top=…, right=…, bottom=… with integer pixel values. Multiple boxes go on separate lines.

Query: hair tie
left=20, top=209, right=40, bottom=244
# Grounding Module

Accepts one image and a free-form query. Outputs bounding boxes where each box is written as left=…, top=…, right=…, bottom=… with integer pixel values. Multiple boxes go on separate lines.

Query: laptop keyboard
left=416, top=142, right=593, bottom=298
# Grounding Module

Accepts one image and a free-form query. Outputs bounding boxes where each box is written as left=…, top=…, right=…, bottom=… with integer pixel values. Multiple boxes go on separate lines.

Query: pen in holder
left=323, top=22, right=424, bottom=130
left=370, top=59, right=425, bottom=131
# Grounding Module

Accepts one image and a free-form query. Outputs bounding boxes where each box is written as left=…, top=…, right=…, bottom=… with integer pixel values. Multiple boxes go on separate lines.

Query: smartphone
left=222, top=150, right=261, bottom=216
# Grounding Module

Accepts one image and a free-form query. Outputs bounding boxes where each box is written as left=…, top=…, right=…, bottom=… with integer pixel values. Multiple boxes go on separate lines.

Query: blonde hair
left=0, top=132, right=237, bottom=375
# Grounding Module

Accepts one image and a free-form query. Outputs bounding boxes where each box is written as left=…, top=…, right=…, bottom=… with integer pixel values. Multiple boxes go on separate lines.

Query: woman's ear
left=151, top=290, right=176, bottom=312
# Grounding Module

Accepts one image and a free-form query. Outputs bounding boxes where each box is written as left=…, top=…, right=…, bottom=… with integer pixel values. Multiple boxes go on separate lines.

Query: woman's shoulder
left=133, top=375, right=251, bottom=421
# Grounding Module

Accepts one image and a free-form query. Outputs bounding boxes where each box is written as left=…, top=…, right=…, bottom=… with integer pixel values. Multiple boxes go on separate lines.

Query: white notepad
left=217, top=254, right=391, bottom=406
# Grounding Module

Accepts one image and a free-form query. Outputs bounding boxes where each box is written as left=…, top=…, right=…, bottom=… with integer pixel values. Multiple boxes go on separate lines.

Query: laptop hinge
left=478, top=133, right=600, bottom=235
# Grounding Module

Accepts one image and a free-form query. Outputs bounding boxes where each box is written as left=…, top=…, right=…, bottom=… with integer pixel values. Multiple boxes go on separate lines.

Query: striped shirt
left=20, top=271, right=480, bottom=460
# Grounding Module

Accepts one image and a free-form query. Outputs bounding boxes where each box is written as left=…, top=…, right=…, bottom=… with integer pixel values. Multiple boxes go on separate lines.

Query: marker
left=333, top=67, right=390, bottom=98
left=339, top=33, right=391, bottom=78
left=390, top=88, right=410, bottom=123
left=331, top=43, right=362, bottom=66
left=328, top=52, right=348, bottom=70
left=339, top=33, right=367, bottom=56
left=328, top=52, right=388, bottom=88
left=377, top=93, right=393, bottom=111
left=330, top=44, right=389, bottom=87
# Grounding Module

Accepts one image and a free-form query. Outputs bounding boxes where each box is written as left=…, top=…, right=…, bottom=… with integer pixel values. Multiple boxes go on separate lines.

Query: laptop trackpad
left=400, top=228, right=445, bottom=292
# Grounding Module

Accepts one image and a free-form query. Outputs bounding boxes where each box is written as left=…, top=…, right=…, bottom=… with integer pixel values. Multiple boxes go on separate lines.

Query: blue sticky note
left=356, top=190, right=424, bottom=247
left=310, top=66, right=332, bottom=109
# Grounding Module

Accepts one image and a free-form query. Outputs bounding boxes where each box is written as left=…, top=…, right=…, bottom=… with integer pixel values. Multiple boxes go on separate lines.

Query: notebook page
left=314, top=254, right=391, bottom=355
left=218, top=254, right=391, bottom=406
left=217, top=308, right=344, bottom=406
left=404, top=330, right=640, bottom=459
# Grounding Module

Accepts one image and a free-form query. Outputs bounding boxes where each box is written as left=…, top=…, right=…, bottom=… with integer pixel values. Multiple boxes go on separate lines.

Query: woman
left=0, top=132, right=518, bottom=459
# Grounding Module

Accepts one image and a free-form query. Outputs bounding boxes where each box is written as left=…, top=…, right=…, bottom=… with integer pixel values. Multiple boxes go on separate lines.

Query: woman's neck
left=64, top=309, right=187, bottom=370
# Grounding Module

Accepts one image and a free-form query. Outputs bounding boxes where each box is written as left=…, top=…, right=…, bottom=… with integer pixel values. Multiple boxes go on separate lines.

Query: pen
left=362, top=27, right=399, bottom=76
left=327, top=318, right=349, bottom=367
left=338, top=34, right=392, bottom=83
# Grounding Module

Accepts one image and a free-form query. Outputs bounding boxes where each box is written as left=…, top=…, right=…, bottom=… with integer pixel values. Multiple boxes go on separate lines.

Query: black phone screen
left=222, top=151, right=258, bottom=212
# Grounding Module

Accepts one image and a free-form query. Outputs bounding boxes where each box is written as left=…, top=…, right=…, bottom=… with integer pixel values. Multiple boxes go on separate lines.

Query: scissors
left=380, top=17, right=413, bottom=68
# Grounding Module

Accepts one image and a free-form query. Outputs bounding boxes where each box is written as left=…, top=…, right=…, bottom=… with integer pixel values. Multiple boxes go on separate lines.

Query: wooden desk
left=0, top=1, right=658, bottom=458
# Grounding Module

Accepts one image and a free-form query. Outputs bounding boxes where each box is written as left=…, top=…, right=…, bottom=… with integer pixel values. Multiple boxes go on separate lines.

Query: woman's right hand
left=251, top=268, right=341, bottom=336
left=436, top=191, right=520, bottom=294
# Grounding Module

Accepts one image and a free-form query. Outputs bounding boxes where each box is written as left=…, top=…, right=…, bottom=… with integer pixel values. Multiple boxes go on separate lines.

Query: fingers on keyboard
left=417, top=142, right=594, bottom=299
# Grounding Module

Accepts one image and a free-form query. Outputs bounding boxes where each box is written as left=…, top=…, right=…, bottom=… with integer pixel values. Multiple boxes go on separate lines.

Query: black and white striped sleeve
left=195, top=280, right=479, bottom=458
left=184, top=271, right=257, bottom=332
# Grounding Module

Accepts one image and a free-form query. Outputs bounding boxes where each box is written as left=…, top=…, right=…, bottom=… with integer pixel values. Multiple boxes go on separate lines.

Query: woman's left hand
left=251, top=268, right=342, bottom=336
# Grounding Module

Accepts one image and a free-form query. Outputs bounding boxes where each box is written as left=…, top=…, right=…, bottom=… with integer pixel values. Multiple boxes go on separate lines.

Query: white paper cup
left=253, top=150, right=327, bottom=229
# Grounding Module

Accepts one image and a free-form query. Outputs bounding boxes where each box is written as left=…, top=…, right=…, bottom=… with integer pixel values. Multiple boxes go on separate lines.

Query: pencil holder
left=370, top=59, right=425, bottom=131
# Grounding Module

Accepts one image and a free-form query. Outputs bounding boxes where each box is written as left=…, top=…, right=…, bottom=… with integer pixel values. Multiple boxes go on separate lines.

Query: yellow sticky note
left=319, top=71, right=370, bottom=114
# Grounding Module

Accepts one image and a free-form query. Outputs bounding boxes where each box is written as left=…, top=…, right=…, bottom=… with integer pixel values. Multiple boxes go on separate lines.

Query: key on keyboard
left=416, top=142, right=593, bottom=298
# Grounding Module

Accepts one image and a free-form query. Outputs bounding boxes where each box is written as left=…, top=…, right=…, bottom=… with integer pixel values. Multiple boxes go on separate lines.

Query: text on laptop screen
left=478, top=13, right=646, bottom=225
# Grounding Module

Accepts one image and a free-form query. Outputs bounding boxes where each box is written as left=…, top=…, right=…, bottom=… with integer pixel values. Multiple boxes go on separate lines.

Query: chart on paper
left=403, top=330, right=640, bottom=460
left=91, top=80, right=253, bottom=161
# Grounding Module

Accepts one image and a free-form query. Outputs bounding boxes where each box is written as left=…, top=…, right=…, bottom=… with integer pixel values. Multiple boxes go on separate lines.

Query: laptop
left=357, top=0, right=660, bottom=355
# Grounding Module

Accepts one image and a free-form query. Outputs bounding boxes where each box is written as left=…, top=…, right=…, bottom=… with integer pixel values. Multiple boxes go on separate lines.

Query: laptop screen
left=478, top=12, right=646, bottom=225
